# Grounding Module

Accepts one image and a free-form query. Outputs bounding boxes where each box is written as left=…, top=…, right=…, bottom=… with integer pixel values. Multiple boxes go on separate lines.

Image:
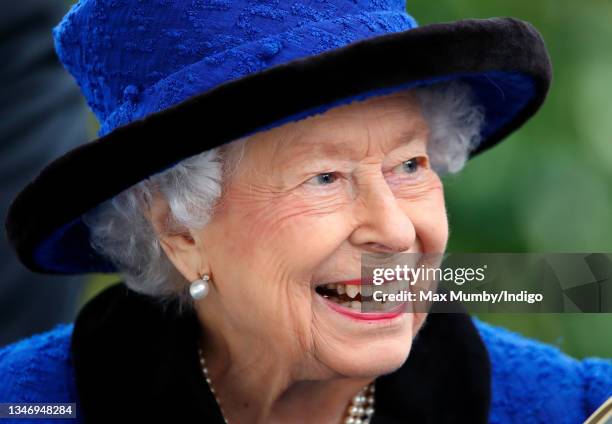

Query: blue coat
left=0, top=284, right=611, bottom=423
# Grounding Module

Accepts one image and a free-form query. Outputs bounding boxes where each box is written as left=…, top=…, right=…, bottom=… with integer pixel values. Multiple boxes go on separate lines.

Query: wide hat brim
left=6, top=17, right=552, bottom=274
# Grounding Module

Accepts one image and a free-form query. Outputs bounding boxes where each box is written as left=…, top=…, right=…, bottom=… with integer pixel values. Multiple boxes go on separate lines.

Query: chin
left=320, top=319, right=417, bottom=379
left=311, top=287, right=431, bottom=379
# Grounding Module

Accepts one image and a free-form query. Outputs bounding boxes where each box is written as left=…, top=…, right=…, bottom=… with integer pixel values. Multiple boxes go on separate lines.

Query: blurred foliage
left=81, top=1, right=611, bottom=358
left=410, top=0, right=612, bottom=358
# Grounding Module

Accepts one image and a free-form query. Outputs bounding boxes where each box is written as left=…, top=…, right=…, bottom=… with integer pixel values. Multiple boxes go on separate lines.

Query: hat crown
left=53, top=0, right=413, bottom=132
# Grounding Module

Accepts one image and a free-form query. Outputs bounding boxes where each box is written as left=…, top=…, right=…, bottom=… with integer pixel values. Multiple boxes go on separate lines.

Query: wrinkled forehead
left=246, top=90, right=430, bottom=165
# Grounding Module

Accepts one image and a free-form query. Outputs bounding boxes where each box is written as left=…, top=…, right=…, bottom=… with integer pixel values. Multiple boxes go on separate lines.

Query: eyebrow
left=285, top=123, right=429, bottom=163
left=398, top=122, right=430, bottom=145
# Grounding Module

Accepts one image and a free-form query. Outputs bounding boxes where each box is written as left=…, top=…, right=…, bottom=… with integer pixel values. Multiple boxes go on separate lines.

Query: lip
left=330, top=278, right=366, bottom=286
left=321, top=296, right=407, bottom=321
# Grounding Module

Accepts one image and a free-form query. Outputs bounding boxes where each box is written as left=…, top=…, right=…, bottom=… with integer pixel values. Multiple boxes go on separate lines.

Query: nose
left=348, top=172, right=416, bottom=253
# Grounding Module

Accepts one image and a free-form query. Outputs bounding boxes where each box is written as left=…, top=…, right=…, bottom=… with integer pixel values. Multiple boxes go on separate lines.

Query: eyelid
left=388, top=156, right=427, bottom=174
left=304, top=171, right=339, bottom=186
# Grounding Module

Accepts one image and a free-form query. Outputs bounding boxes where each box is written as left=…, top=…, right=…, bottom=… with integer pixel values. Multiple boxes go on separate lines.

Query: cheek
left=214, top=188, right=351, bottom=278
left=401, top=185, right=448, bottom=253
left=205, top=194, right=355, bottom=348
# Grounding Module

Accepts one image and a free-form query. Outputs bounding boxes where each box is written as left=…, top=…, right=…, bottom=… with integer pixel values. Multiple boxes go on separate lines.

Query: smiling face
left=163, top=90, right=449, bottom=380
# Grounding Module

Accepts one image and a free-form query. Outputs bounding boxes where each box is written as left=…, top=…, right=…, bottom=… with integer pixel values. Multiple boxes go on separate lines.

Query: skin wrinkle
left=148, top=90, right=449, bottom=423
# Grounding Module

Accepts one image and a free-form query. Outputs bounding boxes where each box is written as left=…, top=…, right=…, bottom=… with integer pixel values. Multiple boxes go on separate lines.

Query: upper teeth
left=320, top=281, right=406, bottom=297
left=322, top=283, right=360, bottom=298
left=345, top=285, right=359, bottom=299
left=318, top=280, right=408, bottom=312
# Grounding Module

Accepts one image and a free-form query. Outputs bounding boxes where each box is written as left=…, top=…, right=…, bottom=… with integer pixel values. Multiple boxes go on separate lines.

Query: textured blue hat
left=6, top=0, right=552, bottom=273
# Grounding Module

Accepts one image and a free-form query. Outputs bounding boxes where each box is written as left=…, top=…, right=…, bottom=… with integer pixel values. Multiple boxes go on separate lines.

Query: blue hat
left=6, top=0, right=552, bottom=274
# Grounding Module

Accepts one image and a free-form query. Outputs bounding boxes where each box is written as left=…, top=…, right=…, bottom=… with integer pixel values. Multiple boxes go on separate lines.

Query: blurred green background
left=412, top=0, right=612, bottom=358
left=81, top=1, right=612, bottom=358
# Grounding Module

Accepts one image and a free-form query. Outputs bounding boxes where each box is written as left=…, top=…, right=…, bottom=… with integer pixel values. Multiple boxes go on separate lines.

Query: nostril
left=365, top=242, right=406, bottom=253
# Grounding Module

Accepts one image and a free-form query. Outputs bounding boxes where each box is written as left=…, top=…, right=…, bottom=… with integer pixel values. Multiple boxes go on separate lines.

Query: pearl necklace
left=197, top=346, right=376, bottom=424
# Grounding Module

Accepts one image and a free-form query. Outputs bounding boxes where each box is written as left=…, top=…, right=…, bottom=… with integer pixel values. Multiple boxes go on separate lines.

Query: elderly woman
left=1, top=1, right=611, bottom=423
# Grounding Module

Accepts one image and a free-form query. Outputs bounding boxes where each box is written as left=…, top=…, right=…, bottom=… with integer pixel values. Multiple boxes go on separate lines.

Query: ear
left=144, top=191, right=208, bottom=283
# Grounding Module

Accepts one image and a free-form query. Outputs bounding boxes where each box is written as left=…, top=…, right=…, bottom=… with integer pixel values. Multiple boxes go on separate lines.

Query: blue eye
left=310, top=172, right=337, bottom=185
left=390, top=157, right=425, bottom=178
left=402, top=158, right=419, bottom=173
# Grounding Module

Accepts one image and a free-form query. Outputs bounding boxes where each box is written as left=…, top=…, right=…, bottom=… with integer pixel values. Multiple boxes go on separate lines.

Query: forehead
left=243, top=91, right=429, bottom=160
left=231, top=91, right=432, bottom=179
left=256, top=90, right=430, bottom=162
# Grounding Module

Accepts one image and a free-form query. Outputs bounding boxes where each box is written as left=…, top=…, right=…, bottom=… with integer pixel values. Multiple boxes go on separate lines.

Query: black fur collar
left=70, top=283, right=490, bottom=423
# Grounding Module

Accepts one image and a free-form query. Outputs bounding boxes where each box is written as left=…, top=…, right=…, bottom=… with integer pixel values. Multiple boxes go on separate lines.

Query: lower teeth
left=324, top=296, right=362, bottom=310
left=344, top=300, right=362, bottom=310
left=323, top=294, right=404, bottom=313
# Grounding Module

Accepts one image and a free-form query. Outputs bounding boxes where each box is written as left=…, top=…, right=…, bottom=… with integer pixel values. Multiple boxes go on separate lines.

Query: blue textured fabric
left=54, top=0, right=415, bottom=136
left=474, top=319, right=612, bottom=423
left=0, top=324, right=80, bottom=424
left=53, top=0, right=536, bottom=141
left=1, top=319, right=610, bottom=423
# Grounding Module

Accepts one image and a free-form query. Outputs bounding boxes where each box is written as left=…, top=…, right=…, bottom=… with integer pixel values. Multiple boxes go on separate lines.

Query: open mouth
left=314, top=280, right=409, bottom=313
left=315, top=283, right=365, bottom=310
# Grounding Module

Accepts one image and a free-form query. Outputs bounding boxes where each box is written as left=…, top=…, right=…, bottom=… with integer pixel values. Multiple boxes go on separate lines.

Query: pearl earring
left=189, top=274, right=210, bottom=300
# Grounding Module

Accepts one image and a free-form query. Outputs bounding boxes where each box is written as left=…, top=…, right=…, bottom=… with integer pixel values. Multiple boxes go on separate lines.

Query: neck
left=195, top=312, right=373, bottom=424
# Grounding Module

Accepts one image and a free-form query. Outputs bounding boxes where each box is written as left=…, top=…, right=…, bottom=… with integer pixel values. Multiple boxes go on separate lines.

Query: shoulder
left=0, top=324, right=77, bottom=403
left=472, top=318, right=612, bottom=424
